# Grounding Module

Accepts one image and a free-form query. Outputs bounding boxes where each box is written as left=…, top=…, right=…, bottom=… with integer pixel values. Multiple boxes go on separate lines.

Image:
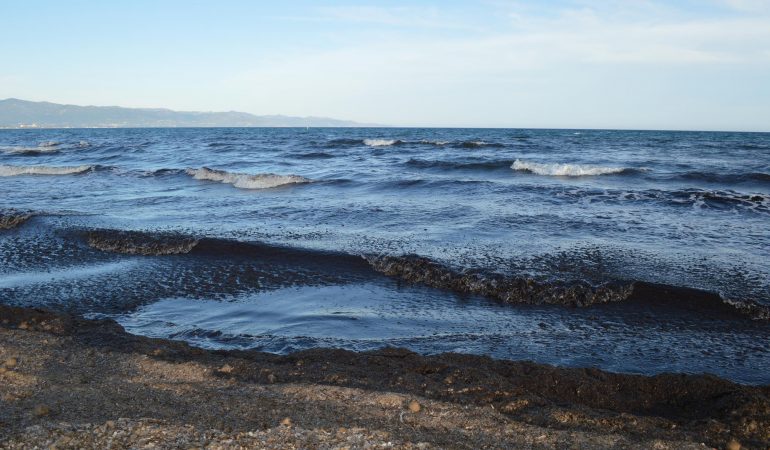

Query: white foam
left=186, top=167, right=310, bottom=190
left=363, top=139, right=398, bottom=147
left=420, top=139, right=450, bottom=145
left=511, top=159, right=629, bottom=176
left=0, top=164, right=94, bottom=176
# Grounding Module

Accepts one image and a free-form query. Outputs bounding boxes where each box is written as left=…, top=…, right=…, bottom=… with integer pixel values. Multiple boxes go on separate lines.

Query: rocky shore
left=1, top=304, right=768, bottom=449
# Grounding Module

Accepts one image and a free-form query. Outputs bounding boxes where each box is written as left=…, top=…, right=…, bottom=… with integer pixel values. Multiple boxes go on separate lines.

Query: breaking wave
left=0, top=164, right=95, bottom=176
left=87, top=230, right=199, bottom=256
left=420, top=139, right=451, bottom=146
left=185, top=167, right=310, bottom=190
left=512, top=159, right=637, bottom=176
left=363, top=139, right=402, bottom=147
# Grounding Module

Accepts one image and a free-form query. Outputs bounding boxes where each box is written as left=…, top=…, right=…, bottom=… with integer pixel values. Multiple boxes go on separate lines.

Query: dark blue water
left=1, top=128, right=769, bottom=383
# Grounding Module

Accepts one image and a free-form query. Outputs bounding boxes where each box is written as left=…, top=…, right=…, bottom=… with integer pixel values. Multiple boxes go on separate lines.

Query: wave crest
left=0, top=164, right=94, bottom=176
left=456, top=140, right=504, bottom=148
left=186, top=167, right=310, bottom=190
left=512, top=159, right=635, bottom=176
left=363, top=139, right=401, bottom=147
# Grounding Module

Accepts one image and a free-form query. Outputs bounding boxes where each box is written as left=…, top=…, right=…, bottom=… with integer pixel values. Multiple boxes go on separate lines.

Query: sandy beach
left=1, top=304, right=768, bottom=449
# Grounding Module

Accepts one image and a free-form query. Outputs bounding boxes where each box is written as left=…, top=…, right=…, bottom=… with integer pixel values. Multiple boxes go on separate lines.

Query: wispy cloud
left=717, top=0, right=770, bottom=13
left=225, top=1, right=770, bottom=128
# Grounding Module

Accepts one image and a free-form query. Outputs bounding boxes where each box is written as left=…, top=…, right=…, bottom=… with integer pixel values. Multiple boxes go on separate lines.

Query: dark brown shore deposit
left=0, top=305, right=768, bottom=449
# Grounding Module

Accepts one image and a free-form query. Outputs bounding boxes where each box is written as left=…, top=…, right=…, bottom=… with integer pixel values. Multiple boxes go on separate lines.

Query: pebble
left=218, top=364, right=234, bottom=374
left=726, top=440, right=741, bottom=450
left=4, top=357, right=18, bottom=368
left=280, top=417, right=292, bottom=427
left=408, top=400, right=422, bottom=413
left=33, top=405, right=51, bottom=417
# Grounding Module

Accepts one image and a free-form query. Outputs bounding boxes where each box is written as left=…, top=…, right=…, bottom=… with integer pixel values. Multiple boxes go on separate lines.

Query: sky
left=1, top=0, right=769, bottom=131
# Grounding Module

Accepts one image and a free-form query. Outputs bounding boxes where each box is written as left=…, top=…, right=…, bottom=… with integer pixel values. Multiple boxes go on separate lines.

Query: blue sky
left=1, top=0, right=769, bottom=130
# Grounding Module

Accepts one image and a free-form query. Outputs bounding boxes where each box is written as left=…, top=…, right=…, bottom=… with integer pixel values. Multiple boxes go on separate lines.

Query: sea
left=1, top=127, right=768, bottom=384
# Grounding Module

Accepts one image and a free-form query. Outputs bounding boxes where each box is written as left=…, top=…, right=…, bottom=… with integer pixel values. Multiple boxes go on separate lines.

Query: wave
left=405, top=158, right=513, bottom=171
left=143, top=168, right=186, bottom=177
left=292, top=151, right=335, bottom=159
left=420, top=139, right=451, bottom=146
left=671, top=189, right=769, bottom=213
left=454, top=140, right=504, bottom=149
left=511, top=159, right=637, bottom=176
left=87, top=230, right=199, bottom=256
left=324, top=138, right=504, bottom=148
left=185, top=167, right=310, bottom=190
left=550, top=187, right=769, bottom=214
left=366, top=254, right=634, bottom=307
left=1, top=146, right=60, bottom=155
left=363, top=139, right=402, bottom=147
left=1, top=141, right=90, bottom=155
left=0, top=164, right=95, bottom=176
left=679, top=171, right=770, bottom=185
left=325, top=138, right=364, bottom=147
left=0, top=210, right=32, bottom=230
left=365, top=254, right=770, bottom=319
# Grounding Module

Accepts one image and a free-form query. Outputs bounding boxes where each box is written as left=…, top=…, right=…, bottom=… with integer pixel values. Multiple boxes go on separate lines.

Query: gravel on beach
left=1, top=304, right=768, bottom=449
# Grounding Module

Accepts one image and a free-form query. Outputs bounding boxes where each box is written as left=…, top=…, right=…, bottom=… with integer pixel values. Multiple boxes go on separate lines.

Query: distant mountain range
left=0, top=98, right=379, bottom=128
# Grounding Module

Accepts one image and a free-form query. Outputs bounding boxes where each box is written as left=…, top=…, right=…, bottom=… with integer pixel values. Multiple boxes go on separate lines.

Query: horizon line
left=1, top=98, right=768, bottom=134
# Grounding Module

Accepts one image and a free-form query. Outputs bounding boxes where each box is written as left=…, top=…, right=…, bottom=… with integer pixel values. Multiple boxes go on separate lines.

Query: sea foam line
left=185, top=167, right=310, bottom=190
left=0, top=164, right=94, bottom=176
left=511, top=159, right=631, bottom=176
left=363, top=139, right=400, bottom=147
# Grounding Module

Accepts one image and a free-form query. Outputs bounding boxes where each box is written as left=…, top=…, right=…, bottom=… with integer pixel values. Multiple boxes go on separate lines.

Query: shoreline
left=1, top=304, right=768, bottom=448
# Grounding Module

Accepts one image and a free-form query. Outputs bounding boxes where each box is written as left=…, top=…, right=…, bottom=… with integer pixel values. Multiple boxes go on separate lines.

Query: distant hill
left=0, top=98, right=379, bottom=128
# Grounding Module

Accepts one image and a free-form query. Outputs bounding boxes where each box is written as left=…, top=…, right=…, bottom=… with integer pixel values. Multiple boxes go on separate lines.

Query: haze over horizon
left=2, top=1, right=769, bottom=131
